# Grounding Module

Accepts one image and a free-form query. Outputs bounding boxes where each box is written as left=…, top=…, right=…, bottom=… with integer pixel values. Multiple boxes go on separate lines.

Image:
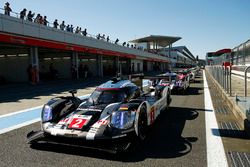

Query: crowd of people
left=2, top=2, right=147, bottom=50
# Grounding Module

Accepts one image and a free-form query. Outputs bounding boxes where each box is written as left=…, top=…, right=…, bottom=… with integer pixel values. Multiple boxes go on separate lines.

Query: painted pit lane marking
left=204, top=71, right=228, bottom=167
left=0, top=94, right=90, bottom=135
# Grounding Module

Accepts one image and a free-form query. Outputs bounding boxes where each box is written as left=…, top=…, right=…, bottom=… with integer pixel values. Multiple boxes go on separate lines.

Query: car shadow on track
left=29, top=106, right=200, bottom=162
left=172, top=87, right=203, bottom=96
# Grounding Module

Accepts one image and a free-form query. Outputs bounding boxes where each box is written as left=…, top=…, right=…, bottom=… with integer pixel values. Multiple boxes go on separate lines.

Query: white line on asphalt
left=0, top=106, right=43, bottom=118
left=204, top=71, right=228, bottom=167
left=0, top=118, right=40, bottom=135
left=0, top=94, right=91, bottom=119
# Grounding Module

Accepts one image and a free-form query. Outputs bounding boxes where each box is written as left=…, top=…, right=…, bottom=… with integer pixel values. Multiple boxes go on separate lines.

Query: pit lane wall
left=205, top=66, right=250, bottom=135
left=0, top=14, right=168, bottom=62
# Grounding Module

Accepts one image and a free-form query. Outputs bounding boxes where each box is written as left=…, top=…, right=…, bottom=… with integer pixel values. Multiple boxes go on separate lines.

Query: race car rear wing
left=127, top=73, right=175, bottom=93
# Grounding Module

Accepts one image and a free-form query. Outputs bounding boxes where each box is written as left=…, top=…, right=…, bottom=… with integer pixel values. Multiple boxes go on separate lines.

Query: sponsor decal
left=150, top=106, right=155, bottom=124
left=98, top=120, right=108, bottom=125
left=68, top=118, right=87, bottom=129
left=68, top=115, right=92, bottom=129
left=86, top=115, right=109, bottom=140
left=119, top=105, right=129, bottom=110
left=58, top=118, right=70, bottom=125
left=79, top=108, right=102, bottom=112
left=119, top=107, right=128, bottom=110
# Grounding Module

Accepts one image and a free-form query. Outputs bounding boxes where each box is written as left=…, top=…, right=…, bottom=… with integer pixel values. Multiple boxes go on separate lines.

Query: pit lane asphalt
left=0, top=75, right=206, bottom=167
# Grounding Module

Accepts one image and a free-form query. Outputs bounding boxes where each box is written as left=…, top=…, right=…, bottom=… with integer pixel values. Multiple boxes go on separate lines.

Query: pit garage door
left=39, top=49, right=71, bottom=80
left=0, top=45, right=30, bottom=83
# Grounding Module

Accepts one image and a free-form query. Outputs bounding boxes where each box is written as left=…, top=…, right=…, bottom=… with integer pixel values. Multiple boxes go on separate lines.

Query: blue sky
left=1, top=0, right=250, bottom=59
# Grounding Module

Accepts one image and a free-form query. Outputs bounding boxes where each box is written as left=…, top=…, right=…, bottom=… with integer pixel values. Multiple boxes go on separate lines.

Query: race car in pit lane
left=27, top=75, right=171, bottom=153
left=154, top=72, right=177, bottom=96
left=172, top=70, right=190, bottom=94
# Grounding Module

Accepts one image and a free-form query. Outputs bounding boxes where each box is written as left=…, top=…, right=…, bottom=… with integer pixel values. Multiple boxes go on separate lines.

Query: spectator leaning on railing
left=115, top=38, right=119, bottom=44
left=34, top=14, right=40, bottom=23
left=20, top=8, right=26, bottom=19
left=27, top=10, right=35, bottom=21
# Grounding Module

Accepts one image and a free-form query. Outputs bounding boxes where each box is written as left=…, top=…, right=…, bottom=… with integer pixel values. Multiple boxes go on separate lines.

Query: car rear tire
left=137, top=105, right=148, bottom=141
left=166, top=90, right=171, bottom=109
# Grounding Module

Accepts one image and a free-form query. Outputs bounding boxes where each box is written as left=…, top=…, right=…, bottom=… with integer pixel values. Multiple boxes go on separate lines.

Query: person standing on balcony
left=82, top=28, right=87, bottom=36
left=66, top=25, right=70, bottom=32
left=102, top=34, right=105, bottom=40
left=20, top=8, right=27, bottom=20
left=43, top=16, right=48, bottom=26
left=96, top=33, right=101, bottom=40
left=60, top=21, right=66, bottom=30
left=70, top=25, right=74, bottom=33
left=27, top=11, right=35, bottom=21
left=115, top=38, right=119, bottom=44
left=4, top=2, right=12, bottom=16
left=75, top=26, right=80, bottom=33
left=53, top=19, right=59, bottom=29
left=106, top=36, right=110, bottom=42
left=34, top=14, right=41, bottom=23
left=38, top=15, right=44, bottom=24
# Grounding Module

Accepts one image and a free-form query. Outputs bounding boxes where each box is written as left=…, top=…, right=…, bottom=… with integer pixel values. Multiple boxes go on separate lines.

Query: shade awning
left=129, top=35, right=181, bottom=47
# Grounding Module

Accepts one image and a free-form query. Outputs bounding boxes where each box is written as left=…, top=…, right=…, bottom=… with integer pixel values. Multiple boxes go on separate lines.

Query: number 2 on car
left=68, top=118, right=87, bottom=129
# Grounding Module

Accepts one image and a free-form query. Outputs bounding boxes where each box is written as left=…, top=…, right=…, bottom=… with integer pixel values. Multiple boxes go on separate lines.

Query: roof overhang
left=214, top=48, right=231, bottom=55
left=129, top=35, right=181, bottom=47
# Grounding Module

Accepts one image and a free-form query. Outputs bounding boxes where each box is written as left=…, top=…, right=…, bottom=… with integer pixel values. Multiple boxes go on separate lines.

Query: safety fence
left=206, top=65, right=250, bottom=98
left=207, top=39, right=250, bottom=66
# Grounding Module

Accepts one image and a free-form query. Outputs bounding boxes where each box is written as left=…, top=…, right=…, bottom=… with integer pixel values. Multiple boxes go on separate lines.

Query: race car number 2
left=68, top=118, right=87, bottom=129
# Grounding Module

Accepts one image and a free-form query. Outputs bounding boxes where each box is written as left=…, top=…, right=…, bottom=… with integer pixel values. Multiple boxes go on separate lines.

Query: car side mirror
left=69, top=89, right=77, bottom=97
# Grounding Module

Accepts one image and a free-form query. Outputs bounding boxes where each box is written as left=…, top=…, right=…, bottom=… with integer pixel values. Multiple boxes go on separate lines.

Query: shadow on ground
left=29, top=106, right=200, bottom=162
left=0, top=78, right=109, bottom=103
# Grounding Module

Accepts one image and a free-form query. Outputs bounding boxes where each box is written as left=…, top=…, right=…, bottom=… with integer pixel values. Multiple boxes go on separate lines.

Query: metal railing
left=206, top=65, right=231, bottom=96
left=0, top=7, right=171, bottom=60
left=206, top=65, right=250, bottom=98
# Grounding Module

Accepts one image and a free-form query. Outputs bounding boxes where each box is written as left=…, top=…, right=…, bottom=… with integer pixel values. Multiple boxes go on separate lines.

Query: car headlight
left=42, top=105, right=53, bottom=122
left=111, top=110, right=136, bottom=129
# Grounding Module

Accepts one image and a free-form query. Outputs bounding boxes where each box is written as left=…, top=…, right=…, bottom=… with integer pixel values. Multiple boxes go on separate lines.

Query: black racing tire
left=166, top=90, right=171, bottom=108
left=137, top=104, right=148, bottom=141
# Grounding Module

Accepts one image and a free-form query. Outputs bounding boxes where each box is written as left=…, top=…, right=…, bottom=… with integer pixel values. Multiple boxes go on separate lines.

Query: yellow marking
left=119, top=107, right=128, bottom=110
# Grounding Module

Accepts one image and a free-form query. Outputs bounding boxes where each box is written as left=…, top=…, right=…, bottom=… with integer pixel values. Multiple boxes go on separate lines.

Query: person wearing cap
left=4, top=2, right=12, bottom=16
left=20, top=8, right=27, bottom=20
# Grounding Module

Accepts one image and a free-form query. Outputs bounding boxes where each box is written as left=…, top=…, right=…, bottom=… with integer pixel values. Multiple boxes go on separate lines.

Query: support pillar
left=97, top=55, right=103, bottom=77
left=30, top=47, right=39, bottom=83
left=72, top=52, right=79, bottom=79
left=115, top=56, right=120, bottom=77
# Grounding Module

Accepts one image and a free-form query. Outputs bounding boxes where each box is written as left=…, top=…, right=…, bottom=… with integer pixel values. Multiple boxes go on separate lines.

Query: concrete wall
left=0, top=55, right=29, bottom=82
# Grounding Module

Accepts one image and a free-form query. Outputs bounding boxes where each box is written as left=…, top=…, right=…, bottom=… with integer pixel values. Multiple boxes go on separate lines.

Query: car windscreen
left=88, top=89, right=126, bottom=105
